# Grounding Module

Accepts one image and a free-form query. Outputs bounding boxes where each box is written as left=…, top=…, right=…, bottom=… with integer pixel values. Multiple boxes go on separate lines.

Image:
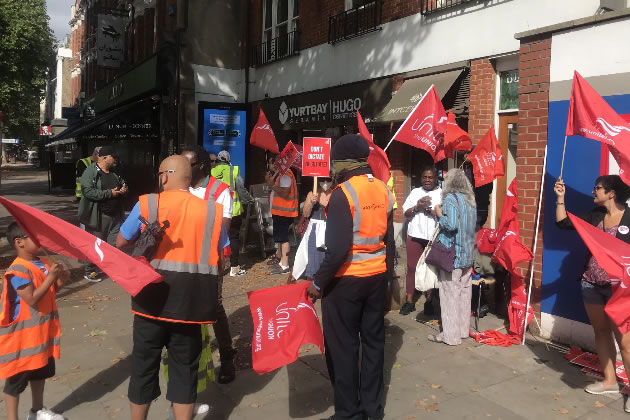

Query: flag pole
left=522, top=144, right=548, bottom=345
left=559, top=135, right=568, bottom=179
left=383, top=85, right=435, bottom=153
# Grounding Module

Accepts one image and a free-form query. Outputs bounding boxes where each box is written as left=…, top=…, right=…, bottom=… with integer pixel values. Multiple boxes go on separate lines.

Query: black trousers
left=229, top=215, right=242, bottom=266
left=322, top=273, right=387, bottom=420
left=212, top=275, right=234, bottom=360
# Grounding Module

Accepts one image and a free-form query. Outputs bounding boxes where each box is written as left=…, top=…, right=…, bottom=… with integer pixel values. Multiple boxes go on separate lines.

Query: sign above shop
left=94, top=55, right=159, bottom=113
left=262, top=78, right=392, bottom=130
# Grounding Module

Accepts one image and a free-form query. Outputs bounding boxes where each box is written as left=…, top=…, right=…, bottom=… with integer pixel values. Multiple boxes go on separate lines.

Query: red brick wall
left=515, top=35, right=551, bottom=315
left=468, top=58, right=496, bottom=144
left=388, top=141, right=406, bottom=223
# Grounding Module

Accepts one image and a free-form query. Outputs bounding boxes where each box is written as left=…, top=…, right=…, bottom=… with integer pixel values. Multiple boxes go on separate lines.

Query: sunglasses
left=157, top=169, right=176, bottom=176
left=210, top=159, right=217, bottom=163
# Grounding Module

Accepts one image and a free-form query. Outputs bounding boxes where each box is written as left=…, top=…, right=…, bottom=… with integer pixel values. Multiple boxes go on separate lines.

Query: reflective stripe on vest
left=271, top=170, right=298, bottom=217
left=0, top=258, right=61, bottom=378
left=203, top=177, right=229, bottom=203
left=334, top=175, right=393, bottom=278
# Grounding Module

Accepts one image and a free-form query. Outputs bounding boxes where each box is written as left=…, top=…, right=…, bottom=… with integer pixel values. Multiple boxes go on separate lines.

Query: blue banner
left=201, top=108, right=246, bottom=178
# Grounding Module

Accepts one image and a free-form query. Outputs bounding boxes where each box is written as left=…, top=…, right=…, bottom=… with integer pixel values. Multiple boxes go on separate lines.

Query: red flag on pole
left=390, top=86, right=447, bottom=163
left=248, top=282, right=324, bottom=374
left=467, top=126, right=504, bottom=187
left=477, top=179, right=519, bottom=253
left=444, top=111, right=472, bottom=159
left=250, top=108, right=280, bottom=154
left=508, top=272, right=535, bottom=337
left=566, top=71, right=630, bottom=185
left=357, top=111, right=391, bottom=183
left=0, top=197, right=161, bottom=296
left=567, top=212, right=630, bottom=333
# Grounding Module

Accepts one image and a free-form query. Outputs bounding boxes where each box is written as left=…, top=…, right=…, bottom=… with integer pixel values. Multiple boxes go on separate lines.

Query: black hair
left=595, top=175, right=630, bottom=205
left=6, top=222, right=26, bottom=247
left=181, top=146, right=211, bottom=170
left=420, top=166, right=438, bottom=177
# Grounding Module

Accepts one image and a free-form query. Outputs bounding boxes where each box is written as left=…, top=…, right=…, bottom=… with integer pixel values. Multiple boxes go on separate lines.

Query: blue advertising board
left=201, top=108, right=246, bottom=178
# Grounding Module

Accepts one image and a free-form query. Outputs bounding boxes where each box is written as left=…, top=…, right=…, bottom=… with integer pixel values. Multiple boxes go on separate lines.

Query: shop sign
left=40, top=126, right=52, bottom=136
left=262, top=78, right=392, bottom=130
left=94, top=55, right=158, bottom=113
left=96, top=13, right=127, bottom=68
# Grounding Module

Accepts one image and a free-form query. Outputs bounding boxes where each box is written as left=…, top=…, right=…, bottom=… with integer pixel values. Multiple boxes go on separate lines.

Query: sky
left=46, top=0, right=73, bottom=42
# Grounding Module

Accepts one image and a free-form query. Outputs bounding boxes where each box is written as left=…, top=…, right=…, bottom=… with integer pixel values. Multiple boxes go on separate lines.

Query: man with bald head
left=117, top=155, right=229, bottom=420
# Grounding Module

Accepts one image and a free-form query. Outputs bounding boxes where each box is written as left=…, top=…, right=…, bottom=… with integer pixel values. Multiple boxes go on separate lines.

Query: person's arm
left=216, top=189, right=233, bottom=230
left=436, top=195, right=458, bottom=232
left=302, top=191, right=317, bottom=218
left=15, top=263, right=67, bottom=307
left=311, top=190, right=353, bottom=292
left=385, top=210, right=395, bottom=282
left=266, top=174, right=292, bottom=199
left=116, top=202, right=143, bottom=248
left=235, top=174, right=254, bottom=203
left=217, top=224, right=230, bottom=273
left=554, top=177, right=570, bottom=225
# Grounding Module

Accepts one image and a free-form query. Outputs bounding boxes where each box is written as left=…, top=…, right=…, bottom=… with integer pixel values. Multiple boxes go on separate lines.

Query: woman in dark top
left=555, top=174, right=630, bottom=406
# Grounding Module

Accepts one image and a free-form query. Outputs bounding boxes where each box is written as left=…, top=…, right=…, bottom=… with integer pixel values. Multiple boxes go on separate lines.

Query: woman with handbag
left=400, top=166, right=441, bottom=315
left=427, top=169, right=477, bottom=345
left=555, top=175, right=630, bottom=408
left=288, top=178, right=333, bottom=283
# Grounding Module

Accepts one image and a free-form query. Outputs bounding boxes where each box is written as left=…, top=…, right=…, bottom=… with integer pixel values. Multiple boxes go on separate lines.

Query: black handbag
left=425, top=195, right=460, bottom=272
left=131, top=194, right=170, bottom=261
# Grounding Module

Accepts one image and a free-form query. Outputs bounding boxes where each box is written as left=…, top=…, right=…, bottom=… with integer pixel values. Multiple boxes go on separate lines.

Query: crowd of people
left=1, top=133, right=630, bottom=419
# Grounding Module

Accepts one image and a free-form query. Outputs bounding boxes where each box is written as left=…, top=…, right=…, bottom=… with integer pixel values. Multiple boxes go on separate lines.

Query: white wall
left=249, top=0, right=599, bottom=101
left=193, top=65, right=246, bottom=104
left=54, top=47, right=72, bottom=119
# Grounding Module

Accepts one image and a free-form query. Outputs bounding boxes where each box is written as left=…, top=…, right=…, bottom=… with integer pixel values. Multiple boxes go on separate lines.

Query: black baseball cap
left=98, top=145, right=118, bottom=159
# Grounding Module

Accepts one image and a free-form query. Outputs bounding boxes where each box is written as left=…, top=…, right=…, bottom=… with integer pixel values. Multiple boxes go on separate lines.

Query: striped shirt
left=437, top=193, right=477, bottom=269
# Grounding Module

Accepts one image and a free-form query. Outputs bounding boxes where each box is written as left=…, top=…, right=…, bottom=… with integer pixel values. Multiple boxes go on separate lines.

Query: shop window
left=499, top=70, right=519, bottom=110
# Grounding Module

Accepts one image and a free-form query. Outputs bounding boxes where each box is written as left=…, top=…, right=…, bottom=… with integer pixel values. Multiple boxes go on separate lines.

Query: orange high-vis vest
left=271, top=170, right=298, bottom=217
left=203, top=176, right=230, bottom=202
left=131, top=191, right=224, bottom=324
left=0, top=258, right=60, bottom=379
left=334, top=174, right=394, bottom=278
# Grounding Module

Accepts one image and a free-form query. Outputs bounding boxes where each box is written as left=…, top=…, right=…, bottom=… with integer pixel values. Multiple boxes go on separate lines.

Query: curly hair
left=441, top=168, right=476, bottom=207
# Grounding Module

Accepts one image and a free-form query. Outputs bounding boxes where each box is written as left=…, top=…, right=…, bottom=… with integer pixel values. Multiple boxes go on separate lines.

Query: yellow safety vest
left=75, top=157, right=92, bottom=198
left=211, top=164, right=243, bottom=217
left=387, top=173, right=398, bottom=210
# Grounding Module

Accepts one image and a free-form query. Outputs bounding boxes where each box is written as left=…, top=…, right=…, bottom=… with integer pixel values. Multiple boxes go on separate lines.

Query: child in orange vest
left=1, top=222, right=69, bottom=420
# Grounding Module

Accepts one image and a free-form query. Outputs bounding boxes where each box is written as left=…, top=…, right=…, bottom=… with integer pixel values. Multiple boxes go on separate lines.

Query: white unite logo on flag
left=94, top=238, right=104, bottom=262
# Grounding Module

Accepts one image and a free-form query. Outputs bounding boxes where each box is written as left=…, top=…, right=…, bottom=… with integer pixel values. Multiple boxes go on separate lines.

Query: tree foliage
left=0, top=0, right=54, bottom=141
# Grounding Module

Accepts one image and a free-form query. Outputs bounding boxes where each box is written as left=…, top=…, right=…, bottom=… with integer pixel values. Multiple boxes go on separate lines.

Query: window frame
left=262, top=0, right=299, bottom=40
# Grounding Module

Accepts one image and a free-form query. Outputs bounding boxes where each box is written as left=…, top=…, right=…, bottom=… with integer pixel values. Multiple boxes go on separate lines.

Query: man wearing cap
left=211, top=150, right=253, bottom=276
left=78, top=145, right=127, bottom=282
left=307, top=134, right=395, bottom=420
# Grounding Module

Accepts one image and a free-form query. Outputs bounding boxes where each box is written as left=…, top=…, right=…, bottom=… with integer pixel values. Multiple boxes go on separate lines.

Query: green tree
left=0, top=0, right=54, bottom=142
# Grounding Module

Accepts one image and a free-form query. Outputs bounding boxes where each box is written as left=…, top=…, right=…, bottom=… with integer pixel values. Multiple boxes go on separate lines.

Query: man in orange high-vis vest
left=181, top=147, right=237, bottom=386
left=307, top=134, right=394, bottom=420
left=116, top=155, right=229, bottom=420
left=265, top=156, right=298, bottom=274
left=1, top=222, right=69, bottom=420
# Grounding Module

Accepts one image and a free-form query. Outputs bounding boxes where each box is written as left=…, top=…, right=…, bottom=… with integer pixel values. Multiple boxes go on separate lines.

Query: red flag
left=444, top=111, right=472, bottom=158
left=248, top=282, right=324, bottom=374
left=0, top=197, right=161, bottom=296
left=391, top=86, right=447, bottom=163
left=250, top=108, right=280, bottom=154
left=508, top=272, right=535, bottom=337
left=357, top=111, right=391, bottom=183
left=567, top=212, right=630, bottom=333
left=477, top=179, right=521, bottom=255
left=467, top=126, right=504, bottom=187
left=566, top=71, right=630, bottom=185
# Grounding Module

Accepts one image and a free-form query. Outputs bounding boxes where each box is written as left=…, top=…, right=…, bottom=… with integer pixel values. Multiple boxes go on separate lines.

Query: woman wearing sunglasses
left=555, top=174, right=630, bottom=411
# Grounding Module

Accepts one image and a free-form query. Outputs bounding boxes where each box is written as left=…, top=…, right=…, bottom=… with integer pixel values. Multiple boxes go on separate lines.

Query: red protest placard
left=302, top=137, right=331, bottom=177
left=274, top=141, right=301, bottom=176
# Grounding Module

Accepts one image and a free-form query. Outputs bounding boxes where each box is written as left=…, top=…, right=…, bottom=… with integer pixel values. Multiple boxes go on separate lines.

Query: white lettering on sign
left=308, top=154, right=325, bottom=159
left=254, top=307, right=263, bottom=352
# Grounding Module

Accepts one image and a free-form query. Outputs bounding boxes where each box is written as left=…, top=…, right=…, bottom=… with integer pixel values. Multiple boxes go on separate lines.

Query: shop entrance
left=495, top=112, right=518, bottom=226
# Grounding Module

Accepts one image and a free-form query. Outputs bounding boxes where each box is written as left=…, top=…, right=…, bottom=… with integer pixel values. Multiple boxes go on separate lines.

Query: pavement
left=0, top=166, right=629, bottom=420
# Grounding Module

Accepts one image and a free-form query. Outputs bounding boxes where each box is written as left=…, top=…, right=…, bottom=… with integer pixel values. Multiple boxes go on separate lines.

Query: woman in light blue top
left=428, top=169, right=477, bottom=346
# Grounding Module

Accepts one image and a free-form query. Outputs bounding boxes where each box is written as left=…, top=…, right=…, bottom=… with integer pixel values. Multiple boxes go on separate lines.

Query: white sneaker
left=167, top=403, right=210, bottom=420
left=27, top=407, right=65, bottom=420
left=230, top=266, right=246, bottom=277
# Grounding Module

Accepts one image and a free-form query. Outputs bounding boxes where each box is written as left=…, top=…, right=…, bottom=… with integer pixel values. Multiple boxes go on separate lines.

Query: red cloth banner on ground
left=444, top=111, right=472, bottom=158
left=248, top=282, right=324, bottom=375
left=467, top=126, right=504, bottom=187
left=564, top=346, right=629, bottom=384
left=302, top=137, right=331, bottom=177
left=250, top=108, right=280, bottom=154
left=567, top=212, right=630, bottom=334
left=274, top=141, right=302, bottom=176
left=566, top=71, right=630, bottom=185
left=0, top=196, right=162, bottom=296
left=391, top=85, right=447, bottom=163
left=358, top=111, right=391, bottom=183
